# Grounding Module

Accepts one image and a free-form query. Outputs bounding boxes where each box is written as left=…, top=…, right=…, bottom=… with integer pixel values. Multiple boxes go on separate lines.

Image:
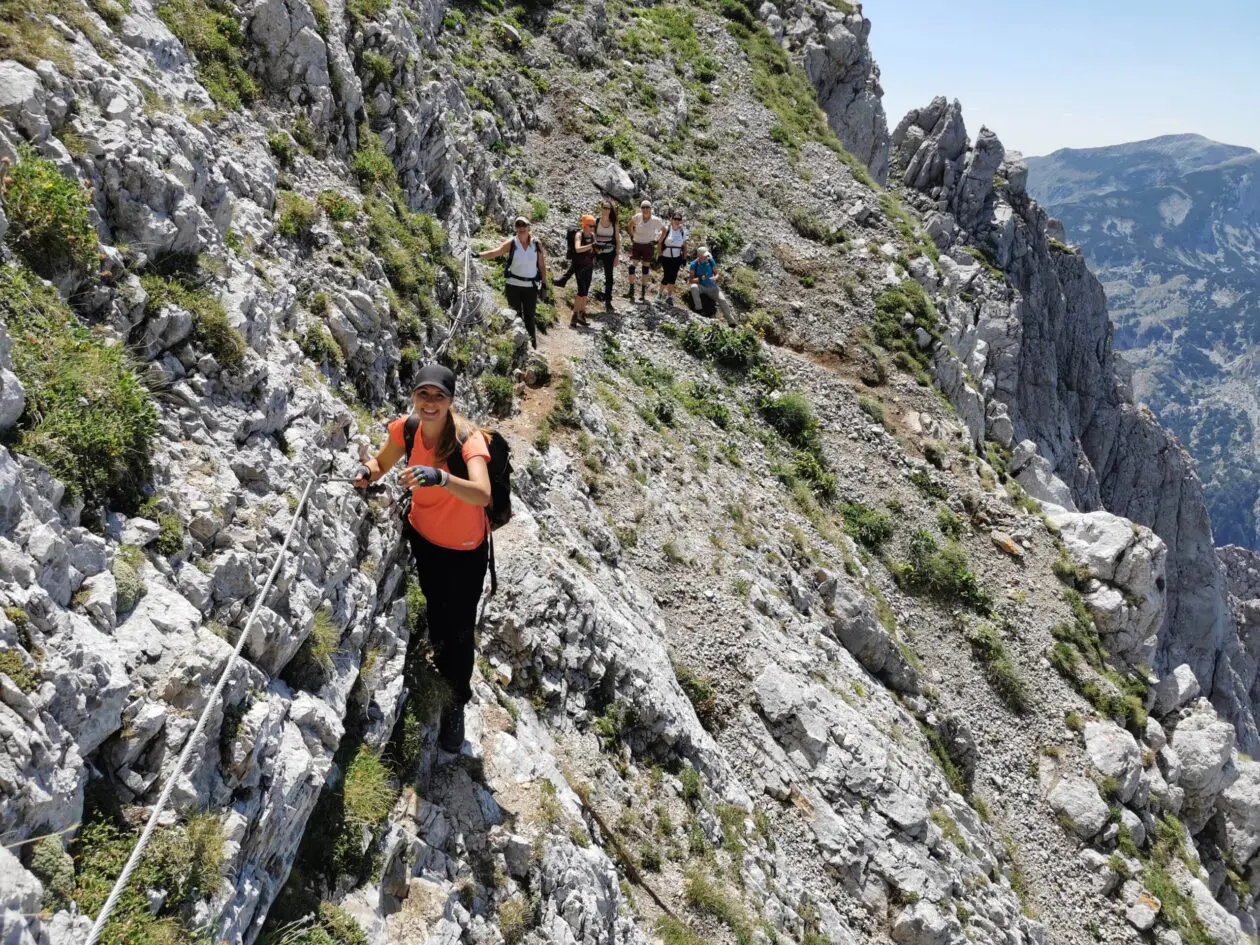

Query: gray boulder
left=891, top=900, right=957, bottom=945
left=1218, top=755, right=1260, bottom=867
left=592, top=162, right=635, bottom=204
left=826, top=581, right=920, bottom=694
left=1046, top=775, right=1110, bottom=838
left=1171, top=699, right=1237, bottom=831
left=1084, top=719, right=1142, bottom=804
left=1153, top=663, right=1201, bottom=717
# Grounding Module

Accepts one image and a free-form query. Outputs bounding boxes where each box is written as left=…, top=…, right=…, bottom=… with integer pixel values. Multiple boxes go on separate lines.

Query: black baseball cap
left=412, top=363, right=456, bottom=397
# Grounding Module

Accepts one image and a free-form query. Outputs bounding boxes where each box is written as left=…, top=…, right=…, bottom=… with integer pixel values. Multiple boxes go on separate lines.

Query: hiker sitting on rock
left=479, top=216, right=549, bottom=349
left=627, top=199, right=666, bottom=303
left=354, top=363, right=491, bottom=754
left=688, top=246, right=734, bottom=322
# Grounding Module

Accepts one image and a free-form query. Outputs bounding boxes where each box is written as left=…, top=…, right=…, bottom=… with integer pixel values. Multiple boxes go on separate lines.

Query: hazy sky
left=865, top=0, right=1260, bottom=158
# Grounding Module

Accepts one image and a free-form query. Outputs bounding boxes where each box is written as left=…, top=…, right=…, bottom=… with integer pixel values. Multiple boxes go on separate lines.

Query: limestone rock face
left=895, top=96, right=1246, bottom=752
left=761, top=0, right=890, bottom=184
left=0, top=324, right=25, bottom=435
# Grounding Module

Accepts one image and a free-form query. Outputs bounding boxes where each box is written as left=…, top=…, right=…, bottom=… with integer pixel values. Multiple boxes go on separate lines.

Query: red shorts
left=630, top=242, right=656, bottom=263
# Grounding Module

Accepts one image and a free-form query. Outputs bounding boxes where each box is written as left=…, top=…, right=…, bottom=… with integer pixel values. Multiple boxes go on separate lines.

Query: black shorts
left=660, top=255, right=684, bottom=285
left=575, top=265, right=594, bottom=297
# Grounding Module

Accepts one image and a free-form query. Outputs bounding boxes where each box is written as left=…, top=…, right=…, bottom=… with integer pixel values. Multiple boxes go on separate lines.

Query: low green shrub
left=343, top=747, right=396, bottom=827
left=677, top=381, right=730, bottom=428
left=873, top=281, right=938, bottom=369
left=281, top=606, right=340, bottom=692
left=680, top=766, right=702, bottom=806
left=268, top=131, right=296, bottom=169
left=28, top=836, right=74, bottom=910
left=841, top=503, right=895, bottom=551
left=364, top=196, right=445, bottom=320
left=484, top=374, right=514, bottom=416
left=113, top=546, right=147, bottom=613
left=910, top=469, right=950, bottom=500
left=141, top=273, right=247, bottom=371
left=155, top=513, right=185, bottom=557
left=788, top=208, right=844, bottom=245
left=761, top=390, right=819, bottom=450
left=893, top=529, right=992, bottom=613
left=674, top=663, right=719, bottom=731
left=790, top=449, right=836, bottom=501
left=937, top=506, right=965, bottom=539
left=3, top=265, right=156, bottom=512
left=679, top=322, right=762, bottom=369
left=498, top=897, right=533, bottom=945
left=361, top=50, right=392, bottom=86
left=684, top=869, right=753, bottom=941
left=300, top=323, right=345, bottom=372
left=351, top=128, right=396, bottom=194
left=724, top=267, right=759, bottom=309
left=2, top=147, right=98, bottom=279
left=0, top=648, right=38, bottom=692
left=965, top=621, right=1029, bottom=713
left=318, top=190, right=358, bottom=223
left=71, top=810, right=224, bottom=945
left=858, top=397, right=885, bottom=425
left=276, top=192, right=319, bottom=242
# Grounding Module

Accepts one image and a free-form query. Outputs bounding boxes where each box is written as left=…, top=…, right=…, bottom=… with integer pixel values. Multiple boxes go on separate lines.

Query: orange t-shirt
left=387, top=417, right=490, bottom=550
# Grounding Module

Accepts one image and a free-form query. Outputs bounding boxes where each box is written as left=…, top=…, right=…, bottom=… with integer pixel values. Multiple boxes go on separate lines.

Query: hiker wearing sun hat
left=688, top=245, right=734, bottom=322
left=479, top=215, right=550, bottom=348
left=627, top=198, right=666, bottom=302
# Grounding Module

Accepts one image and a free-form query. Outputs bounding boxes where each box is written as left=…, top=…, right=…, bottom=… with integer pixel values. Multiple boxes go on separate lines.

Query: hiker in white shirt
left=656, top=210, right=688, bottom=308
left=479, top=216, right=550, bottom=348
left=627, top=199, right=667, bottom=303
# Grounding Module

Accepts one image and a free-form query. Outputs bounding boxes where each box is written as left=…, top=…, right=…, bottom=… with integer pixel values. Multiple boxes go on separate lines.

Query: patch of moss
left=141, top=272, right=246, bottom=371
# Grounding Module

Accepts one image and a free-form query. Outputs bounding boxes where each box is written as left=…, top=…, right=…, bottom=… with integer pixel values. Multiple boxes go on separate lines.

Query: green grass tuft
left=2, top=147, right=98, bottom=279
left=893, top=529, right=992, bottom=613
left=841, top=503, right=895, bottom=551
left=964, top=621, right=1029, bottom=713
left=3, top=264, right=157, bottom=512
left=141, top=272, right=247, bottom=372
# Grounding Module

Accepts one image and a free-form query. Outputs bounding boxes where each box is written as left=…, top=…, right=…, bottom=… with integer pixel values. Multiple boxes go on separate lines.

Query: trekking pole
left=84, top=473, right=321, bottom=945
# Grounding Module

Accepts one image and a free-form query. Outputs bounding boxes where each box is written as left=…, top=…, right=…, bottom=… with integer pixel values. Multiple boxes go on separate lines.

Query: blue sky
left=865, top=0, right=1260, bottom=158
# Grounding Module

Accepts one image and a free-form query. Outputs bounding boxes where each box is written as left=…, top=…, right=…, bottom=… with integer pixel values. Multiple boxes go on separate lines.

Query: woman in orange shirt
left=355, top=363, right=491, bottom=753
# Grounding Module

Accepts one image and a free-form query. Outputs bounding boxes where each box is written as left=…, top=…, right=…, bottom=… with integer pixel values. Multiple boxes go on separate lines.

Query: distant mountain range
left=1027, top=133, right=1260, bottom=550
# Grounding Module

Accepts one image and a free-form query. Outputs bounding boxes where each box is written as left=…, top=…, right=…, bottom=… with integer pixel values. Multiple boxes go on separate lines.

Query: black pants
left=506, top=284, right=538, bottom=347
left=407, top=528, right=489, bottom=707
left=660, top=255, right=684, bottom=286
left=597, top=251, right=615, bottom=303
left=575, top=264, right=594, bottom=298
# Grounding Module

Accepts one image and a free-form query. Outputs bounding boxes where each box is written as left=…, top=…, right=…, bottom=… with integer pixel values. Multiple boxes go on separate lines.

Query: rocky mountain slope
left=4, top=1, right=1260, bottom=945
left=1026, top=135, right=1260, bottom=551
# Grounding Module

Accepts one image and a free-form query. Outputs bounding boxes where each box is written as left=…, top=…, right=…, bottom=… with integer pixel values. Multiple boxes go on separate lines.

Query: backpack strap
left=445, top=432, right=498, bottom=594
left=403, top=413, right=421, bottom=460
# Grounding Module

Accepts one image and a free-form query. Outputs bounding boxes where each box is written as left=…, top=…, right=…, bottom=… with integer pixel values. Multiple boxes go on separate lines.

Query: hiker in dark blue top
left=687, top=246, right=734, bottom=322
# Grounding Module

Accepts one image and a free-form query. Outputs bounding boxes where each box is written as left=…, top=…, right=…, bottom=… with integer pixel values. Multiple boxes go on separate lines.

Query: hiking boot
left=438, top=704, right=465, bottom=753
left=639, top=286, right=647, bottom=302
left=604, top=300, right=614, bottom=314
left=665, top=296, right=675, bottom=308
left=626, top=284, right=636, bottom=300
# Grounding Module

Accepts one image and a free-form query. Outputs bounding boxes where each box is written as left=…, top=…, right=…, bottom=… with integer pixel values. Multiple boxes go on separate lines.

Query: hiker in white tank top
left=479, top=216, right=550, bottom=348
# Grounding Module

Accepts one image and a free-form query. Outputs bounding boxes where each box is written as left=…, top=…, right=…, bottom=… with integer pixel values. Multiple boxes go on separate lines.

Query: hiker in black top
left=592, top=202, right=620, bottom=313
left=570, top=213, right=598, bottom=328
left=479, top=216, right=549, bottom=348
left=353, top=363, right=491, bottom=754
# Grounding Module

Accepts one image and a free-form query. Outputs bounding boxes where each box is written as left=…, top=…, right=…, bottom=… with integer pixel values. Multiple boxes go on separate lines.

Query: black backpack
left=403, top=414, right=513, bottom=593
left=565, top=226, right=580, bottom=260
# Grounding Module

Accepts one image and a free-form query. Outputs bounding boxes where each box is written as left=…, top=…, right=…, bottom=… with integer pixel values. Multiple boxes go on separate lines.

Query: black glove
left=403, top=465, right=446, bottom=488
left=353, top=465, right=372, bottom=488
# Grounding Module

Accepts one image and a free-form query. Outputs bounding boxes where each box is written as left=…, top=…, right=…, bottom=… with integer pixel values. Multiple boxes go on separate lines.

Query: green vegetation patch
left=964, top=621, right=1029, bottom=713
left=679, top=322, right=762, bottom=370
left=276, top=192, right=319, bottom=242
left=71, top=807, right=224, bottom=945
left=141, top=272, right=247, bottom=371
left=300, top=323, right=345, bottom=373
left=157, top=0, right=258, bottom=110
left=2, top=264, right=157, bottom=512
left=674, top=663, right=719, bottom=732
left=873, top=280, right=938, bottom=371
left=893, top=528, right=992, bottom=614
left=841, top=503, right=895, bottom=551
left=2, top=147, right=99, bottom=279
